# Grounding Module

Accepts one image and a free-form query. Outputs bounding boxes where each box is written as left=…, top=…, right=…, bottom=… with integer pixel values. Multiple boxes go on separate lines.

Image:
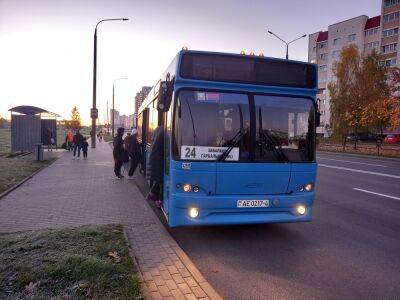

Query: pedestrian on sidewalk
left=66, top=130, right=74, bottom=151
left=125, top=128, right=141, bottom=180
left=146, top=125, right=164, bottom=208
left=113, top=127, right=126, bottom=178
left=82, top=137, right=89, bottom=159
left=73, top=130, right=84, bottom=159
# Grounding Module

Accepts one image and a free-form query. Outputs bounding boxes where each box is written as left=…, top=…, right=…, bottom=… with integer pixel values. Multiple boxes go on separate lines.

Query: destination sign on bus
left=180, top=146, right=239, bottom=161
left=181, top=52, right=317, bottom=89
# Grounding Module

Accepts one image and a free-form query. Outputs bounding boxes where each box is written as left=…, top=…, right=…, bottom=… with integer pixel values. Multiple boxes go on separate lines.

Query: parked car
left=384, top=133, right=400, bottom=144
left=346, top=132, right=383, bottom=143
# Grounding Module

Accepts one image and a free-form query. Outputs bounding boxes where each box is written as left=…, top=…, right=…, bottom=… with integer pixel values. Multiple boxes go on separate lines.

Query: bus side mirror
left=157, top=80, right=173, bottom=112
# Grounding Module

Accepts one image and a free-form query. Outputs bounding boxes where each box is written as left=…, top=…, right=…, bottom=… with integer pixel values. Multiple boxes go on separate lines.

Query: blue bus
left=137, top=50, right=318, bottom=227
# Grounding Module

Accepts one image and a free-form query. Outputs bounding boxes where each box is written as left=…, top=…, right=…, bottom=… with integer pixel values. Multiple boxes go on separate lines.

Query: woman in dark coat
left=113, top=127, right=125, bottom=178
left=146, top=126, right=164, bottom=207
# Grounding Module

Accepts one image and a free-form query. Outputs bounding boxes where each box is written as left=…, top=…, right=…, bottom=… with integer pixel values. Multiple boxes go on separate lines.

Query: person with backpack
left=146, top=126, right=164, bottom=208
left=126, top=128, right=141, bottom=180
left=72, top=130, right=84, bottom=159
left=113, top=127, right=126, bottom=179
left=82, top=137, right=89, bottom=158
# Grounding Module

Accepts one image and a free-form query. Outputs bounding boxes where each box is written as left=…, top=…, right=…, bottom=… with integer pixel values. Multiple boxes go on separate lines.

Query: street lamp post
left=91, top=18, right=128, bottom=148
left=112, top=78, right=128, bottom=137
left=267, top=30, right=307, bottom=60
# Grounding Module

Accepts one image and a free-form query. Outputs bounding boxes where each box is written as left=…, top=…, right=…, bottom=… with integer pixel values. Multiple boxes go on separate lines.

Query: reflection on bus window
left=173, top=91, right=251, bottom=161
left=254, top=95, right=315, bottom=162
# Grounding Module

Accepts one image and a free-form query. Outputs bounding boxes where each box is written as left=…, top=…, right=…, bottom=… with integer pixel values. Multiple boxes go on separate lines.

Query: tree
left=388, top=67, right=400, bottom=129
left=329, top=46, right=392, bottom=150
left=0, top=115, right=7, bottom=129
left=359, top=50, right=391, bottom=135
left=67, top=106, right=81, bottom=130
left=328, top=45, right=361, bottom=150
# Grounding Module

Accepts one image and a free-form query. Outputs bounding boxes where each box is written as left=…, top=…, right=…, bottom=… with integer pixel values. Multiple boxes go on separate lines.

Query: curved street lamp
left=91, top=18, right=129, bottom=148
left=267, top=30, right=307, bottom=60
left=112, top=77, right=128, bottom=137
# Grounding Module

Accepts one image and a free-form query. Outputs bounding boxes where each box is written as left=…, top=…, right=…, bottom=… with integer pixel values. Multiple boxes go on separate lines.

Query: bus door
left=163, top=109, right=172, bottom=216
left=141, top=108, right=149, bottom=175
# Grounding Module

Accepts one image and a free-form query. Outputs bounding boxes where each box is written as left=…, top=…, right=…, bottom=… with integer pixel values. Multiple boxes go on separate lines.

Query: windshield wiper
left=259, top=130, right=288, bottom=163
left=218, top=128, right=245, bottom=162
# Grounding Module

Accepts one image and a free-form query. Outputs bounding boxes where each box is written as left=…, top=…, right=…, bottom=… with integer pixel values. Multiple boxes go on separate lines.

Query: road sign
left=91, top=108, right=98, bottom=119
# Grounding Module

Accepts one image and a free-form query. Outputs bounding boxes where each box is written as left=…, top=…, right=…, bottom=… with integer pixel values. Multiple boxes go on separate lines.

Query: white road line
left=317, top=157, right=387, bottom=167
left=319, top=164, right=400, bottom=179
left=353, top=188, right=400, bottom=201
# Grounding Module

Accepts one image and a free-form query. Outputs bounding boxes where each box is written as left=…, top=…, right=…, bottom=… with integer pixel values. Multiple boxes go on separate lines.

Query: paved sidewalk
left=0, top=141, right=221, bottom=299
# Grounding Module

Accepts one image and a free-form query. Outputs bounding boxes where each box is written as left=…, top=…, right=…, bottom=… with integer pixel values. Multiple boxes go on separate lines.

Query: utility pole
left=91, top=18, right=129, bottom=148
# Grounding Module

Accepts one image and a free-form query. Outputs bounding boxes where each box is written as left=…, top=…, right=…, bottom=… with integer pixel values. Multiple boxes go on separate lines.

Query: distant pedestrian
left=66, top=131, right=74, bottom=151
left=73, top=130, right=84, bottom=159
left=126, top=128, right=141, bottom=180
left=146, top=126, right=164, bottom=208
left=113, top=127, right=126, bottom=178
left=82, top=137, right=89, bottom=158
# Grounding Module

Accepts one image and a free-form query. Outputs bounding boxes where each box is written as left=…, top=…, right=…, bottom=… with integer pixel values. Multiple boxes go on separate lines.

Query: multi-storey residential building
left=308, top=0, right=399, bottom=136
left=134, top=86, right=152, bottom=127
left=134, top=86, right=152, bottom=115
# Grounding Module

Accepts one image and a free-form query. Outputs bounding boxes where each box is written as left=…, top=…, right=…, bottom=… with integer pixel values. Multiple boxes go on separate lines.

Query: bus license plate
left=237, top=200, right=269, bottom=208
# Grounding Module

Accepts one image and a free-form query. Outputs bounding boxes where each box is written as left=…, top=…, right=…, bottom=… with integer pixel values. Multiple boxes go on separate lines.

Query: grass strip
left=0, top=225, right=141, bottom=299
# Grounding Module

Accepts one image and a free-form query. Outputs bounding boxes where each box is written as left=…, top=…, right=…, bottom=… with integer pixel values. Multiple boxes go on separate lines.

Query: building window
left=365, top=27, right=379, bottom=36
left=319, top=65, right=327, bottom=72
left=348, top=34, right=356, bottom=42
left=382, top=27, right=399, bottom=37
left=333, top=38, right=340, bottom=45
left=318, top=53, right=328, bottom=60
left=317, top=42, right=327, bottom=49
left=332, top=50, right=340, bottom=58
left=383, top=11, right=400, bottom=23
left=384, top=0, right=400, bottom=7
left=380, top=59, right=397, bottom=67
left=381, top=43, right=397, bottom=53
left=364, top=41, right=380, bottom=51
left=313, top=46, right=316, bottom=52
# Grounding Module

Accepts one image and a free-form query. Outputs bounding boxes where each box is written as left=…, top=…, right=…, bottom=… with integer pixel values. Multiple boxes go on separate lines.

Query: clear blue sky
left=0, top=0, right=381, bottom=124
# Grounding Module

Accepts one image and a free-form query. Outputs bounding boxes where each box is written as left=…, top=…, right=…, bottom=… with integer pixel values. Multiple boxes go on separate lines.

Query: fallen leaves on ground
left=108, top=251, right=121, bottom=263
left=25, top=281, right=40, bottom=292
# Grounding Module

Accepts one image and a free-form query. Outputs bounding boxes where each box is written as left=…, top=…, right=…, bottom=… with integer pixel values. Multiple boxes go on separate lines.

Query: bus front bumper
left=168, top=192, right=314, bottom=227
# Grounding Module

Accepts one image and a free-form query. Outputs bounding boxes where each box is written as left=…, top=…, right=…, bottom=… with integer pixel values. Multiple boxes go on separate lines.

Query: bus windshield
left=173, top=90, right=315, bottom=162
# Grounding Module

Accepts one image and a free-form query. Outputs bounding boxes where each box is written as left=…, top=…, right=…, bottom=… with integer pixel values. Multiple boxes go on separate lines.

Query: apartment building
left=308, top=0, right=399, bottom=136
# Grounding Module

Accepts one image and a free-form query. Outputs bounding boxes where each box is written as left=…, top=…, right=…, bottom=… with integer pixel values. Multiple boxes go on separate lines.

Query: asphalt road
left=168, top=152, right=400, bottom=299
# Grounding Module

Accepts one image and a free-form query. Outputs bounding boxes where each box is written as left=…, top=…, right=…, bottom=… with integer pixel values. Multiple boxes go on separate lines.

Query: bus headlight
left=296, top=205, right=307, bottom=215
left=183, top=184, right=192, bottom=192
left=189, top=207, right=199, bottom=218
left=300, top=183, right=314, bottom=192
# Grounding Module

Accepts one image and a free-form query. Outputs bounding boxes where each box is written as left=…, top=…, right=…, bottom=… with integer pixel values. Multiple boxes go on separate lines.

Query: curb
left=124, top=189, right=222, bottom=299
left=0, top=152, right=63, bottom=200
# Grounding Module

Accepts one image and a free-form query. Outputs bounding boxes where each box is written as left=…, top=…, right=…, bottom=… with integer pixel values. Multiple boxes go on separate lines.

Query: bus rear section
left=168, top=89, right=317, bottom=227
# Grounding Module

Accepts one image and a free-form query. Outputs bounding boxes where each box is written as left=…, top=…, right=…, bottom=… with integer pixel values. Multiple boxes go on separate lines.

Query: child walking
left=82, top=137, right=89, bottom=159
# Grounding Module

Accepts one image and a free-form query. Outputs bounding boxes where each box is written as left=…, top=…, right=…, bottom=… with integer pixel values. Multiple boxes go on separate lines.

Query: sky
left=0, top=0, right=381, bottom=125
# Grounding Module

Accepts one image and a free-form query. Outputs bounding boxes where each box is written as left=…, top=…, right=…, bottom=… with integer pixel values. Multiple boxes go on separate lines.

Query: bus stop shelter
left=9, top=105, right=59, bottom=152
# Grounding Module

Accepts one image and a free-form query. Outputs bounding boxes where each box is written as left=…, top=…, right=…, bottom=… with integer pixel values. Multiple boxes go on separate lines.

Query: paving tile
left=177, top=282, right=192, bottom=295
left=158, top=285, right=171, bottom=297
left=165, top=279, right=178, bottom=290
left=172, top=273, right=185, bottom=284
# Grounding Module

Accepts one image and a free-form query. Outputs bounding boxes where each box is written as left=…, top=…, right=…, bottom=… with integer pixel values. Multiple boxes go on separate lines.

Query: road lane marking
left=353, top=188, right=400, bottom=201
left=319, top=164, right=400, bottom=179
left=317, top=157, right=387, bottom=167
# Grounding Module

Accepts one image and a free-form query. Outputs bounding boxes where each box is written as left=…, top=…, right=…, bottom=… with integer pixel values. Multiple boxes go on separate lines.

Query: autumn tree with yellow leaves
left=329, top=46, right=392, bottom=150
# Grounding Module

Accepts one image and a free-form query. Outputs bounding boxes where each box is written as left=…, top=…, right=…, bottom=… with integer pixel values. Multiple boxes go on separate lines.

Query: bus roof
left=138, top=50, right=317, bottom=113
